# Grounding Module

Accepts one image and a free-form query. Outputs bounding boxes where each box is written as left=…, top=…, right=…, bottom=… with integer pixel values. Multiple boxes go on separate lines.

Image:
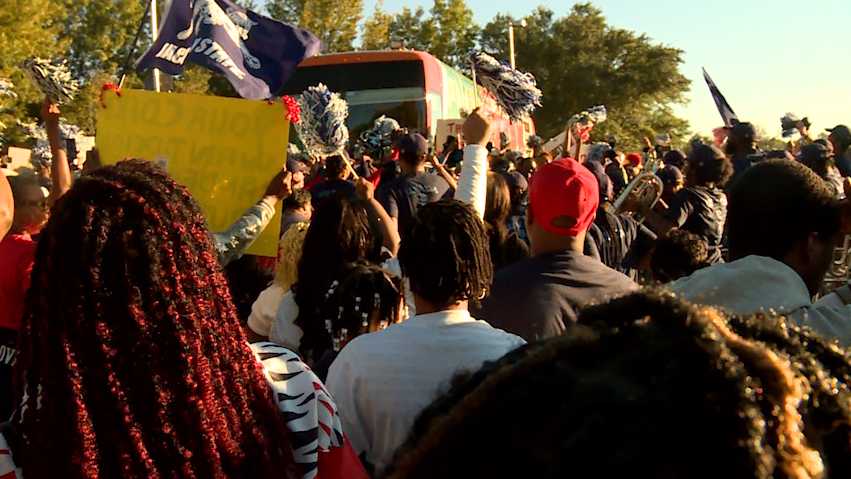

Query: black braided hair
left=317, top=261, right=403, bottom=352
left=398, top=200, right=492, bottom=309
left=385, top=289, right=845, bottom=479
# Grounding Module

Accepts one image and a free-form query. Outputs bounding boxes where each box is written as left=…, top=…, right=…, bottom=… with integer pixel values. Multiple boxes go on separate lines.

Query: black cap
left=827, top=125, right=851, bottom=144
left=799, top=142, right=832, bottom=163
left=728, top=121, right=757, bottom=141
left=398, top=133, right=429, bottom=157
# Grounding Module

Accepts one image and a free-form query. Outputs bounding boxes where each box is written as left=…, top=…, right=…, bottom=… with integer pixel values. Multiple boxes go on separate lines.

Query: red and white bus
left=281, top=50, right=535, bottom=151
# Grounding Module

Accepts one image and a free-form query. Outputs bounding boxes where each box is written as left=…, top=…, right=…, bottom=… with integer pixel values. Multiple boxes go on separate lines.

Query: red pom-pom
left=282, top=95, right=301, bottom=124
left=100, top=83, right=122, bottom=108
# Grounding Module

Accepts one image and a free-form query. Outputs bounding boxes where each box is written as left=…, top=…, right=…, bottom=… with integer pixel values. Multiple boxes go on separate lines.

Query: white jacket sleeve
left=454, top=144, right=489, bottom=219
left=247, top=284, right=286, bottom=337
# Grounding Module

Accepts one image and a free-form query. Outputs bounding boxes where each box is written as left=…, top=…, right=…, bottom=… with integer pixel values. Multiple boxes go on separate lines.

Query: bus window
left=280, top=61, right=425, bottom=95
left=348, top=101, right=426, bottom=140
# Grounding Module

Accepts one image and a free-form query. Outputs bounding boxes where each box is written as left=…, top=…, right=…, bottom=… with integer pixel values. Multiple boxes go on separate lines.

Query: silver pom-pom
left=360, top=115, right=401, bottom=156
left=295, top=83, right=349, bottom=158
left=22, top=58, right=79, bottom=104
left=19, top=121, right=81, bottom=163
left=0, top=79, right=16, bottom=99
left=569, top=105, right=607, bottom=128
left=470, top=51, right=542, bottom=121
left=780, top=112, right=808, bottom=138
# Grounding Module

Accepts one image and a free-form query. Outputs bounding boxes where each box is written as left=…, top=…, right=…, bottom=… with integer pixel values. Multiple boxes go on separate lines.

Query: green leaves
left=480, top=4, right=691, bottom=150
left=267, top=0, right=363, bottom=53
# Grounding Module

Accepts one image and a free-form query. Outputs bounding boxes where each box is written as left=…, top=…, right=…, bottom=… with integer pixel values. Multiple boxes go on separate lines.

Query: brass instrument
left=611, top=150, right=664, bottom=222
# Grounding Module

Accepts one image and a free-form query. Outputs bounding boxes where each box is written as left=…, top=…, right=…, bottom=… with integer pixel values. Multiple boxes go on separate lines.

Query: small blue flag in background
left=136, top=0, right=320, bottom=100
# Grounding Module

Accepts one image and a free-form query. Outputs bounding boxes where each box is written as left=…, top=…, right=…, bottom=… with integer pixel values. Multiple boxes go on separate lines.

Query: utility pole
left=508, top=22, right=516, bottom=69
left=508, top=19, right=527, bottom=69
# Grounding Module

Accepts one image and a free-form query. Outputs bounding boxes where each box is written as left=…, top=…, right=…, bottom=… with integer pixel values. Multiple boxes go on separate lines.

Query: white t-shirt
left=326, top=309, right=525, bottom=475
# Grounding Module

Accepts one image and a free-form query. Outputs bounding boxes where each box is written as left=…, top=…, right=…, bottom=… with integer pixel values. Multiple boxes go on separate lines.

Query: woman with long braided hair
left=0, top=160, right=366, bottom=479
left=386, top=290, right=851, bottom=479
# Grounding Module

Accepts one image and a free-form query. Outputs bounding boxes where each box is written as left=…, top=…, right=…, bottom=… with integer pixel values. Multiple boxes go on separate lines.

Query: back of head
left=651, top=228, right=709, bottom=283
left=528, top=159, right=599, bottom=239
left=484, top=172, right=511, bottom=231
left=727, top=159, right=840, bottom=261
left=664, top=149, right=687, bottom=169
left=318, top=261, right=403, bottom=352
left=324, top=155, right=346, bottom=179
left=398, top=200, right=492, bottom=308
left=398, top=133, right=429, bottom=166
left=282, top=188, right=312, bottom=213
left=295, top=197, right=379, bottom=357
left=799, top=143, right=834, bottom=178
left=686, top=143, right=733, bottom=188
left=726, top=121, right=758, bottom=154
left=275, top=221, right=310, bottom=291
left=15, top=160, right=295, bottom=477
left=828, top=125, right=851, bottom=153
left=388, top=290, right=843, bottom=479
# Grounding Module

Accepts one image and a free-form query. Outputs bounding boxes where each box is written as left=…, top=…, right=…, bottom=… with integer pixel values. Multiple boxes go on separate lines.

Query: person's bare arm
left=429, top=155, right=458, bottom=191
left=0, top=168, right=13, bottom=240
left=43, top=100, right=72, bottom=206
left=357, top=178, right=400, bottom=255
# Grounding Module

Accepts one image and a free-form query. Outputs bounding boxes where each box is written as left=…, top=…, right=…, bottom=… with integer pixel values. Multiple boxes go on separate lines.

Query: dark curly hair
left=686, top=143, right=733, bottom=187
left=651, top=228, right=709, bottom=283
left=293, top=197, right=382, bottom=363
left=386, top=289, right=847, bottom=479
left=398, top=200, right=492, bottom=309
left=13, top=160, right=297, bottom=478
left=727, top=159, right=841, bottom=262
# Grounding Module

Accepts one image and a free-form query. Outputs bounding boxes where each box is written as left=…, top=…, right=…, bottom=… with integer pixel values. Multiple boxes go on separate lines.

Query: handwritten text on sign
left=96, top=89, right=289, bottom=257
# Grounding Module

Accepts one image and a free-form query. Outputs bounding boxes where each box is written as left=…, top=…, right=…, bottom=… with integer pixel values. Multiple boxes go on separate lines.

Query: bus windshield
left=281, top=60, right=428, bottom=138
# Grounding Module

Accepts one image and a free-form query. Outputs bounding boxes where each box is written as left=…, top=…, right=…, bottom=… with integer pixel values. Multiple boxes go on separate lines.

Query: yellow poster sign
left=96, top=89, right=288, bottom=257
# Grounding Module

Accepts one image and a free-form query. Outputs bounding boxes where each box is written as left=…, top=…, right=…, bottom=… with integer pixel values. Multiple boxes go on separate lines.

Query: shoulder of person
left=250, top=342, right=345, bottom=450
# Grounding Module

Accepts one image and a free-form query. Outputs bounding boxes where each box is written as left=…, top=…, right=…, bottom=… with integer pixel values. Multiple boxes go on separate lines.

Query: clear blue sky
left=268, top=0, right=851, bottom=137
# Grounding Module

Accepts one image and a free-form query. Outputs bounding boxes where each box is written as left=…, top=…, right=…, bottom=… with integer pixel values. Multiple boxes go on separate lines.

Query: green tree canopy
left=362, top=1, right=394, bottom=50
left=481, top=4, right=691, bottom=150
left=266, top=0, right=363, bottom=53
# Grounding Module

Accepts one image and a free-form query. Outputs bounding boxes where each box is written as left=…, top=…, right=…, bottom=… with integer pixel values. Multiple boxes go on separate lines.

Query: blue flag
left=136, top=0, right=320, bottom=100
left=702, top=68, right=739, bottom=128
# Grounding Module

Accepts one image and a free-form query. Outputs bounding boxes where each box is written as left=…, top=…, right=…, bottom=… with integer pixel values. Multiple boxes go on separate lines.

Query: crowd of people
left=0, top=97, right=850, bottom=478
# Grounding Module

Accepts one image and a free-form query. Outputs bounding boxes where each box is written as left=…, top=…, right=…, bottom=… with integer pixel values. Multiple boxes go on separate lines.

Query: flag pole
left=149, top=0, right=161, bottom=92
left=118, top=0, right=153, bottom=88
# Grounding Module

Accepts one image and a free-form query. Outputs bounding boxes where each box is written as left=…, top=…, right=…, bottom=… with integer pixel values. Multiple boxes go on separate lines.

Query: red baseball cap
left=529, top=159, right=599, bottom=237
left=626, top=152, right=643, bottom=167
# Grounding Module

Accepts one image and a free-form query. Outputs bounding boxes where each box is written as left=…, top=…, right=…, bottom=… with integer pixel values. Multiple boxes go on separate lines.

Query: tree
left=266, top=0, right=303, bottom=24
left=267, top=0, right=363, bottom=53
left=481, top=4, right=691, bottom=151
left=427, top=0, right=479, bottom=68
left=387, top=7, right=435, bottom=52
left=362, top=1, right=393, bottom=50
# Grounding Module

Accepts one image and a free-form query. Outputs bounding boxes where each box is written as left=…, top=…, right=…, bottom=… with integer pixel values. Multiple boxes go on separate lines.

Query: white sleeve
left=454, top=144, right=489, bottom=219
left=326, top=350, right=371, bottom=459
left=269, top=290, right=304, bottom=350
left=246, top=284, right=285, bottom=337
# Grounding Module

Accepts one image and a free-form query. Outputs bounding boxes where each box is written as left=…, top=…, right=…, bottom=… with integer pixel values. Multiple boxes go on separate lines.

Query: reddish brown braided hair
left=12, top=160, right=297, bottom=478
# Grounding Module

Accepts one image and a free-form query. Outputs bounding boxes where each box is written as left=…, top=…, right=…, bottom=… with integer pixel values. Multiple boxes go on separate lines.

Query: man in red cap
left=475, top=158, right=637, bottom=341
